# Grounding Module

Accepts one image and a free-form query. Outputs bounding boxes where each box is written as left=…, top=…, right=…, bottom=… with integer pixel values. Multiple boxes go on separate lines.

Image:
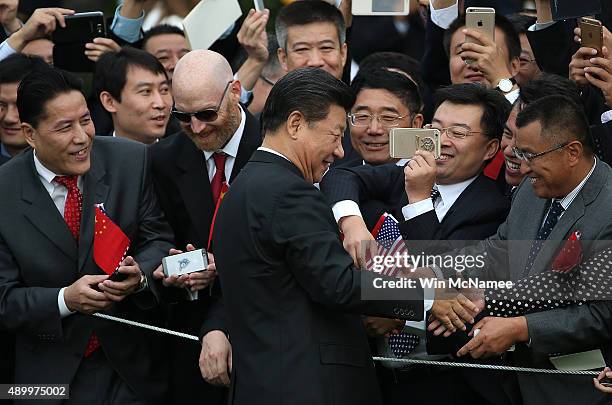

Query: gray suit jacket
left=0, top=137, right=174, bottom=405
left=440, top=159, right=612, bottom=404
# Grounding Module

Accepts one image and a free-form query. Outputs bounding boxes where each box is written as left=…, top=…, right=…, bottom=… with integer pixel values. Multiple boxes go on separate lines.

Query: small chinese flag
left=94, top=206, right=130, bottom=276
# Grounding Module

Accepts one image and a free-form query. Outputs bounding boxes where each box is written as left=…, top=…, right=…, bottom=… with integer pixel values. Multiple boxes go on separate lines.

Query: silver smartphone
left=352, top=0, right=409, bottom=16
left=254, top=0, right=265, bottom=12
left=389, top=128, right=441, bottom=159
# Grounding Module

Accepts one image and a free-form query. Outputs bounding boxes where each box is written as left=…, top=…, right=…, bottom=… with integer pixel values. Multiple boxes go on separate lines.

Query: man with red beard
left=149, top=49, right=262, bottom=405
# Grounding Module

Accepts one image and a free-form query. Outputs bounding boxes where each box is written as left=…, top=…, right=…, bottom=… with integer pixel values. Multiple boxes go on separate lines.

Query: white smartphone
left=254, top=0, right=265, bottom=12
left=352, top=0, right=409, bottom=16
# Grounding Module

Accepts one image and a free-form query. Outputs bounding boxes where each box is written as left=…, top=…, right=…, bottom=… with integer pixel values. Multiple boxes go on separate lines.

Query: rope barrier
left=93, top=313, right=600, bottom=376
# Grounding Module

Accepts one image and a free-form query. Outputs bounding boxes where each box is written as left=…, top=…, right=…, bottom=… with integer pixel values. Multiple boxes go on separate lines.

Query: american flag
left=365, top=213, right=408, bottom=277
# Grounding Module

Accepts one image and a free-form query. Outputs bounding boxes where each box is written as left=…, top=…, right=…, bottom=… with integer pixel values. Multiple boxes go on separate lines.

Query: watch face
left=498, top=79, right=513, bottom=93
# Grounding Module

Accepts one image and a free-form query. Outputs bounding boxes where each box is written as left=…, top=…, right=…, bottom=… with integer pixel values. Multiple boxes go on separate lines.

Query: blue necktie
left=522, top=200, right=564, bottom=277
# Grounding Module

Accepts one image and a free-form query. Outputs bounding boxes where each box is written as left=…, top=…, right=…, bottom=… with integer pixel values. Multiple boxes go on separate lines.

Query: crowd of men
left=1, top=0, right=612, bottom=404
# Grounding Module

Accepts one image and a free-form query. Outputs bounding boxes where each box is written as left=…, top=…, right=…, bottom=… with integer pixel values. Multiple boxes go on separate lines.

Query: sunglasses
left=171, top=81, right=232, bottom=123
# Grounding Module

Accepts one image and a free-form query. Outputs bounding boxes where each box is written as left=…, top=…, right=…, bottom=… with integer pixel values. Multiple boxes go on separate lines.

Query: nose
left=4, top=104, right=19, bottom=125
left=367, top=117, right=384, bottom=134
left=439, top=128, right=453, bottom=147
left=190, top=115, right=206, bottom=133
left=306, top=49, right=325, bottom=68
left=74, top=121, right=90, bottom=144
left=333, top=139, right=345, bottom=160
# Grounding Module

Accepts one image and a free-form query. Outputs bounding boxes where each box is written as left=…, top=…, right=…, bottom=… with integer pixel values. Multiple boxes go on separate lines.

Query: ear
left=509, top=56, right=520, bottom=77
left=286, top=110, right=304, bottom=140
left=230, top=79, right=242, bottom=102
left=22, top=123, right=37, bottom=149
left=99, top=91, right=118, bottom=114
left=566, top=141, right=584, bottom=167
left=278, top=48, right=289, bottom=73
left=411, top=113, right=424, bottom=129
left=339, top=42, right=348, bottom=71
left=483, top=138, right=500, bottom=161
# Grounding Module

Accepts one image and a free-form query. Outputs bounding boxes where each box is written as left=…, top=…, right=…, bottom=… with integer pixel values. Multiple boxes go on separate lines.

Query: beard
left=183, top=104, right=241, bottom=152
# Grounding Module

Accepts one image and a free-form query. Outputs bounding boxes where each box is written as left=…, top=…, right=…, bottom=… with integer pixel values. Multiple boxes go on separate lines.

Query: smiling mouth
left=438, top=153, right=453, bottom=161
left=1, top=125, right=21, bottom=134
left=505, top=159, right=521, bottom=171
left=70, top=147, right=88, bottom=157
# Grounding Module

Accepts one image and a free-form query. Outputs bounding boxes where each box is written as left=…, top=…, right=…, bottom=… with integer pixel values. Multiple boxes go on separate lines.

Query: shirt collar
left=203, top=105, right=246, bottom=161
left=33, top=151, right=61, bottom=185
left=436, top=175, right=478, bottom=206
left=257, top=146, right=291, bottom=162
left=556, top=157, right=597, bottom=210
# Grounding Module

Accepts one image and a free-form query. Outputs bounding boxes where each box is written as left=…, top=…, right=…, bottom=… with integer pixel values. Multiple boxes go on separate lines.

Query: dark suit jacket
left=0, top=137, right=173, bottom=404
left=149, top=111, right=261, bottom=404
left=320, top=163, right=510, bottom=241
left=435, top=160, right=612, bottom=404
left=213, top=151, right=424, bottom=405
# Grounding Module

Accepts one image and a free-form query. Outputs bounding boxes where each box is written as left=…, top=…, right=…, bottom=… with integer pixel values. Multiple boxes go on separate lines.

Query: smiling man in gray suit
left=428, top=95, right=612, bottom=404
left=0, top=67, right=173, bottom=404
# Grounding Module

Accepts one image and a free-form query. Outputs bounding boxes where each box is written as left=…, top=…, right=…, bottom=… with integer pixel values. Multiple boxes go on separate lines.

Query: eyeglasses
left=260, top=74, right=277, bottom=86
left=348, top=112, right=409, bottom=128
left=519, top=56, right=536, bottom=69
left=424, top=124, right=482, bottom=139
left=171, top=81, right=232, bottom=123
left=512, top=142, right=569, bottom=164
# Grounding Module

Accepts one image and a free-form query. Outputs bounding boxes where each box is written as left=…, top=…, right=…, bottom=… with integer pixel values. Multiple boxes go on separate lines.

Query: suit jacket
left=436, top=159, right=612, bottom=404
left=0, top=137, right=173, bottom=404
left=320, top=163, right=509, bottom=241
left=149, top=111, right=261, bottom=404
left=213, top=151, right=424, bottom=405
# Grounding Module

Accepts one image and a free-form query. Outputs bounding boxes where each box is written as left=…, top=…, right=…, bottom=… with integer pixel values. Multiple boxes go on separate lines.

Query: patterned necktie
left=388, top=331, right=420, bottom=358
left=53, top=176, right=82, bottom=241
left=54, top=176, right=100, bottom=358
left=523, top=200, right=565, bottom=276
left=211, top=152, right=227, bottom=204
left=430, top=187, right=441, bottom=204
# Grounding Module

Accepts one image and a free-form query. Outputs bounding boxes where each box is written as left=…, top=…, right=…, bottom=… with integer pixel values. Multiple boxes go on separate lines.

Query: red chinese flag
left=94, top=206, right=131, bottom=276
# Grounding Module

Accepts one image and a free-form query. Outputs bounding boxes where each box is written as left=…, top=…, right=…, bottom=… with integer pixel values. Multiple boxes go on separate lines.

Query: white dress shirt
left=203, top=106, right=247, bottom=183
left=33, top=153, right=80, bottom=319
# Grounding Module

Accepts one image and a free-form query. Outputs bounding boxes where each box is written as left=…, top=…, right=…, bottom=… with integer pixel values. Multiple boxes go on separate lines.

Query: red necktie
left=54, top=176, right=100, bottom=358
left=211, top=153, right=227, bottom=204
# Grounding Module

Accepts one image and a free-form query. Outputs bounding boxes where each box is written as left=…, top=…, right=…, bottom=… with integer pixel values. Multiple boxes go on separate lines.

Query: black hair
left=506, top=13, right=537, bottom=35
left=434, top=83, right=511, bottom=141
left=142, top=24, right=185, bottom=50
left=17, top=67, right=84, bottom=128
left=275, top=0, right=346, bottom=50
left=262, top=67, right=354, bottom=136
left=351, top=68, right=422, bottom=115
left=518, top=73, right=582, bottom=108
left=515, top=95, right=592, bottom=153
left=0, top=53, right=48, bottom=85
left=94, top=46, right=168, bottom=102
left=443, top=13, right=521, bottom=62
left=358, top=52, right=421, bottom=78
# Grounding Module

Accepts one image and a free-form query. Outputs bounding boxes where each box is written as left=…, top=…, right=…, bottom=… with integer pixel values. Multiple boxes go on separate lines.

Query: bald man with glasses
left=149, top=49, right=262, bottom=405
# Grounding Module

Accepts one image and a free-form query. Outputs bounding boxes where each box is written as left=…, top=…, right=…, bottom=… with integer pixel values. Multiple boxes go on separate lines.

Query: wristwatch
left=496, top=77, right=517, bottom=93
left=135, top=272, right=148, bottom=293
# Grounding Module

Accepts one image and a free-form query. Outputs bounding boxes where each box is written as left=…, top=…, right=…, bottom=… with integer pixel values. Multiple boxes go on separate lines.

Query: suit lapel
left=78, top=152, right=110, bottom=273
left=21, top=152, right=77, bottom=260
left=230, top=111, right=262, bottom=182
left=176, top=136, right=214, bottom=246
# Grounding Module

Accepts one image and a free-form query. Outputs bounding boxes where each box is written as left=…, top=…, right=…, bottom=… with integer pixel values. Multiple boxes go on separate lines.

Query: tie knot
left=213, top=152, right=226, bottom=171
left=54, top=175, right=78, bottom=190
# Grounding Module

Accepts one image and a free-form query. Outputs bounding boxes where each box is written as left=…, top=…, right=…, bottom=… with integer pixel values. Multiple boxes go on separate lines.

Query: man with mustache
left=94, top=47, right=172, bottom=145
left=149, top=49, right=261, bottom=405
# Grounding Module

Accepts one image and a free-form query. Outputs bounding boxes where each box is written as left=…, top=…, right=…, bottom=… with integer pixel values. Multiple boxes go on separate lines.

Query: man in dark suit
left=150, top=49, right=262, bottom=404
left=321, top=83, right=514, bottom=405
left=212, top=67, right=480, bottom=405
left=0, top=67, right=173, bottom=403
left=429, top=95, right=612, bottom=404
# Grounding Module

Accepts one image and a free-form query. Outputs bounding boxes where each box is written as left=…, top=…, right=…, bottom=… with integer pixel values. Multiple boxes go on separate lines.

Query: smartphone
left=352, top=0, right=409, bottom=16
left=52, top=11, right=107, bottom=72
left=253, top=0, right=264, bottom=12
left=465, top=7, right=495, bottom=42
left=550, top=0, right=601, bottom=22
left=579, top=17, right=603, bottom=56
left=389, top=128, right=441, bottom=159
